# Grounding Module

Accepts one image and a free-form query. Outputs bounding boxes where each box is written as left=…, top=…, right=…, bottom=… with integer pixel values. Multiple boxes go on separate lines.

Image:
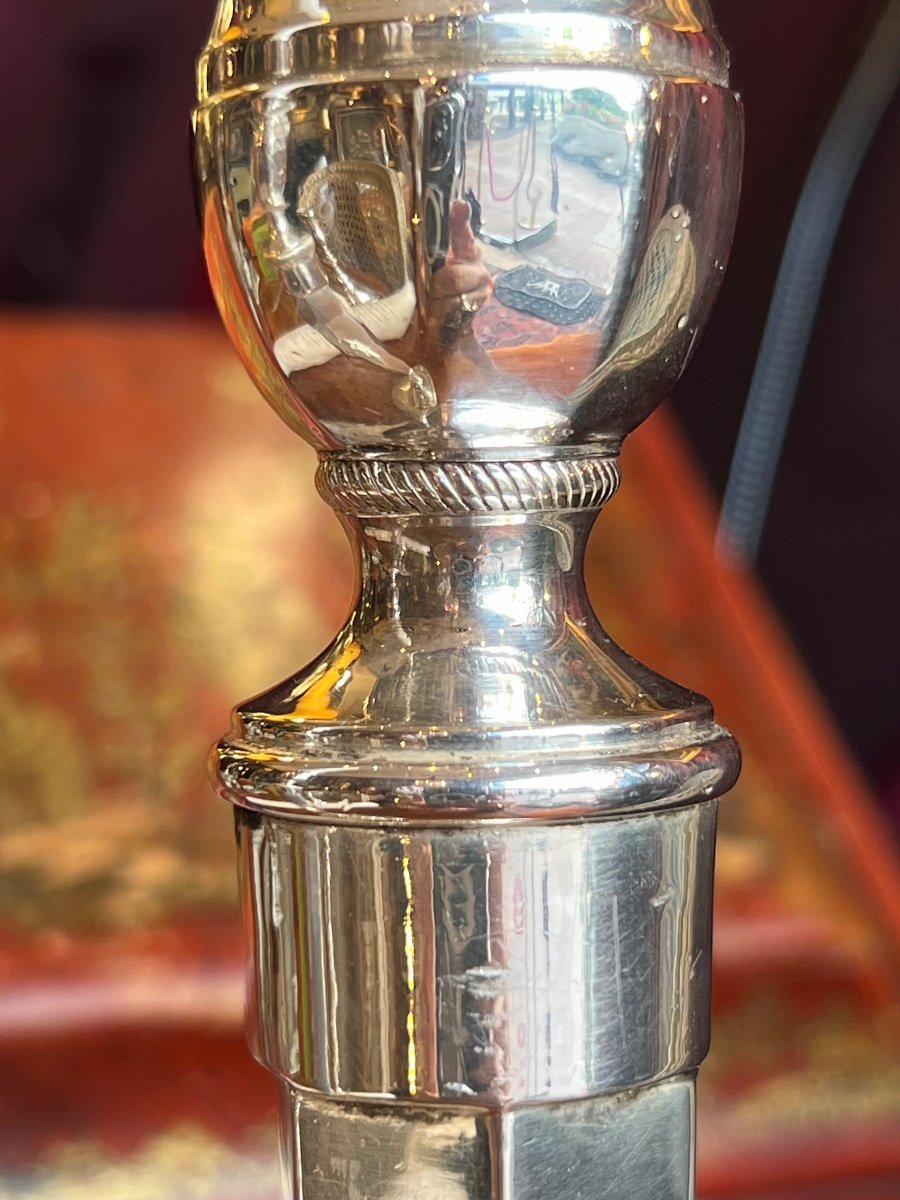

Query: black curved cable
left=716, top=0, right=900, bottom=566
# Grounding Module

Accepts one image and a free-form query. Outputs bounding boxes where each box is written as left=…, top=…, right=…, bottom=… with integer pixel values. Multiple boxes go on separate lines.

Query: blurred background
left=0, top=1, right=898, bottom=1198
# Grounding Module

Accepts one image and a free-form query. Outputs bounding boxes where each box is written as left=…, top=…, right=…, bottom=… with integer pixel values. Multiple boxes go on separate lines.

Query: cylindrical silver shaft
left=240, top=810, right=717, bottom=1103
left=242, top=807, right=713, bottom=1198
left=278, top=1080, right=697, bottom=1199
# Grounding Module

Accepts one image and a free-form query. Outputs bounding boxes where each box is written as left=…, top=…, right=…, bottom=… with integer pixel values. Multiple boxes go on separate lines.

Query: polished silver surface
left=195, top=4, right=742, bottom=454
left=280, top=1077, right=696, bottom=1199
left=240, top=805, right=716, bottom=1102
left=195, top=2, right=742, bottom=1196
left=218, top=509, right=739, bottom=822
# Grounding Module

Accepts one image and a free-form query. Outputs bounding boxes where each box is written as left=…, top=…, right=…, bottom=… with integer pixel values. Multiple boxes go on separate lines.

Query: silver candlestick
left=194, top=2, right=743, bottom=1195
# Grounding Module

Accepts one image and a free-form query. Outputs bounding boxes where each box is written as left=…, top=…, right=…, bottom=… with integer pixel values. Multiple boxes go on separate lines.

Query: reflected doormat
left=493, top=265, right=603, bottom=326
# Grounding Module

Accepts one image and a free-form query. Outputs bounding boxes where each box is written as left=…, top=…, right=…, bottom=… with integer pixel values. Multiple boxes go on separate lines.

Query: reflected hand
left=431, top=200, right=492, bottom=334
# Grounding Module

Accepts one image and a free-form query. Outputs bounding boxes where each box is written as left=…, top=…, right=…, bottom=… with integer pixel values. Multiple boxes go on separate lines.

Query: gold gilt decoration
left=0, top=1127, right=279, bottom=1200
left=702, top=996, right=900, bottom=1142
left=0, top=357, right=348, bottom=935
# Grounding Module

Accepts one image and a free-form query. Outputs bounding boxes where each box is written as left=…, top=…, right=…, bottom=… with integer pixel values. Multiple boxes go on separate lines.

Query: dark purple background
left=2, top=1, right=898, bottom=803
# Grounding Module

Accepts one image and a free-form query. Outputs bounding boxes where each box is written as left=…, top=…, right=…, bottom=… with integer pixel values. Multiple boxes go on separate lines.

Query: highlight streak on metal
left=401, top=843, right=419, bottom=1097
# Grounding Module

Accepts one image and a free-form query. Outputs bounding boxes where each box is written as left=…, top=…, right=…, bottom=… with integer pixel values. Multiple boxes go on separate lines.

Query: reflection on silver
left=196, top=16, right=742, bottom=452
left=195, top=2, right=742, bottom=1197
left=283, top=1077, right=695, bottom=1199
left=241, top=807, right=716, bottom=1103
left=219, top=510, right=738, bottom=822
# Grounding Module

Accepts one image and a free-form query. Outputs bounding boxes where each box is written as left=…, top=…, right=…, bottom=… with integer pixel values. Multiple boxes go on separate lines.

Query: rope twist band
left=319, top=455, right=622, bottom=517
